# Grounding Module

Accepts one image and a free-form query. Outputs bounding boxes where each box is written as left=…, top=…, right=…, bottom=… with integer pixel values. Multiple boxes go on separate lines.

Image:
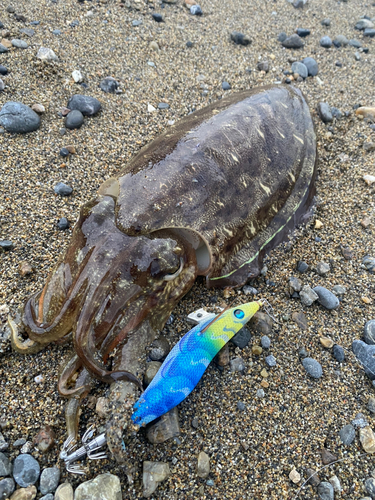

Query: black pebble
left=152, top=13, right=163, bottom=22
left=0, top=65, right=7, bottom=75
left=297, top=28, right=310, bottom=37
left=222, top=81, right=231, bottom=90
left=335, top=61, right=342, bottom=67
left=333, top=344, right=345, bottom=362
left=0, top=240, right=14, bottom=252
left=60, top=148, right=70, bottom=157
left=57, top=218, right=70, bottom=230
left=297, top=260, right=309, bottom=273
left=186, top=41, right=193, bottom=48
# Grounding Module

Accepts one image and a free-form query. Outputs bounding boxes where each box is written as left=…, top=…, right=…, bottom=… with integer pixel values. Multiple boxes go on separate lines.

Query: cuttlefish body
left=11, top=84, right=316, bottom=435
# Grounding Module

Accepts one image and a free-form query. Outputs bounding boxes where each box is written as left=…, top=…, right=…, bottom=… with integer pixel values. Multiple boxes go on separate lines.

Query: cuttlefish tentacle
left=58, top=354, right=93, bottom=398
left=8, top=316, right=45, bottom=354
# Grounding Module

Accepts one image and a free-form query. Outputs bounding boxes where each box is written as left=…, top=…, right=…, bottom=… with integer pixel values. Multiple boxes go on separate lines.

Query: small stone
left=363, top=255, right=375, bottom=273
left=291, top=62, right=308, bottom=78
left=36, top=47, right=58, bottom=61
left=292, top=311, right=308, bottom=330
left=331, top=107, right=343, bottom=119
left=333, top=344, right=345, bottom=362
left=282, top=34, right=304, bottom=49
left=39, top=495, right=54, bottom=500
left=315, top=220, right=323, bottom=229
left=0, top=432, right=8, bottom=452
left=19, top=261, right=33, bottom=276
left=256, top=388, right=265, bottom=398
left=99, top=77, right=119, bottom=93
left=186, top=41, right=193, bottom=48
left=321, top=448, right=337, bottom=465
left=9, top=485, right=37, bottom=500
left=339, top=424, right=355, bottom=445
left=306, top=468, right=320, bottom=486
left=132, top=20, right=142, bottom=27
left=229, top=357, right=245, bottom=372
left=0, top=44, right=9, bottom=53
left=52, top=29, right=61, bottom=35
left=317, top=481, right=334, bottom=500
left=20, top=442, right=32, bottom=454
left=341, top=245, right=353, bottom=260
left=31, top=103, right=45, bottom=114
left=230, top=31, right=252, bottom=46
left=20, top=28, right=34, bottom=37
left=243, top=285, right=257, bottom=296
left=364, top=320, right=375, bottom=345
left=32, top=426, right=55, bottom=453
left=72, top=70, right=83, bottom=83
left=356, top=19, right=374, bottom=30
left=260, top=368, right=268, bottom=378
left=67, top=95, right=101, bottom=116
left=277, top=32, right=287, bottom=42
left=0, top=240, right=14, bottom=253
left=318, top=102, right=333, bottom=123
left=222, top=81, right=231, bottom=91
left=65, top=109, right=84, bottom=129
left=12, top=39, right=28, bottom=49
left=366, top=478, right=375, bottom=498
left=0, top=478, right=15, bottom=499
left=74, top=474, right=121, bottom=500
left=252, top=345, right=263, bottom=356
left=300, top=285, right=319, bottom=306
left=54, top=183, right=72, bottom=196
left=144, top=361, right=162, bottom=386
left=149, top=41, right=159, bottom=51
left=316, top=262, right=330, bottom=276
left=356, top=107, right=375, bottom=121
left=57, top=218, right=69, bottom=230
left=150, top=336, right=170, bottom=361
left=143, top=461, right=170, bottom=498
left=321, top=18, right=331, bottom=26
left=60, top=147, right=70, bottom=157
left=320, top=336, right=334, bottom=348
left=333, top=35, right=348, bottom=47
left=0, top=102, right=40, bottom=133
left=302, top=358, right=323, bottom=379
left=297, top=260, right=309, bottom=273
left=352, top=413, right=369, bottom=428
left=231, top=327, right=251, bottom=348
left=158, top=102, right=169, bottom=110
left=313, top=286, right=340, bottom=310
left=332, top=285, right=346, bottom=295
left=146, top=407, right=180, bottom=444
left=0, top=65, right=8, bottom=75
left=197, top=451, right=210, bottom=478
left=265, top=355, right=276, bottom=367
left=39, top=467, right=60, bottom=495
left=296, top=28, right=310, bottom=37
left=54, top=482, right=73, bottom=500
left=95, top=397, right=109, bottom=418
left=13, top=454, right=40, bottom=487
left=215, top=343, right=229, bottom=367
left=190, top=5, right=202, bottom=15
left=237, top=401, right=246, bottom=411
left=249, top=311, right=273, bottom=334
left=369, top=397, right=375, bottom=413
left=152, top=13, right=163, bottom=22
left=261, top=335, right=271, bottom=348
left=320, top=36, right=332, bottom=48
left=0, top=452, right=11, bottom=476
left=364, top=28, right=375, bottom=37
left=360, top=427, right=375, bottom=453
left=353, top=340, right=375, bottom=379
left=289, top=468, right=301, bottom=484
left=257, top=61, right=269, bottom=72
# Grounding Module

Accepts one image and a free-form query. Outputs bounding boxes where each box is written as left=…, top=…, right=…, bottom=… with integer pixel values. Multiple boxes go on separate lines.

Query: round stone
left=364, top=28, right=375, bottom=37
left=12, top=39, right=28, bottom=49
left=186, top=41, right=193, bottom=47
left=333, top=35, right=348, bottom=47
left=313, top=286, right=340, bottom=309
left=230, top=31, right=251, bottom=46
left=60, top=147, right=70, bottom=157
left=301, top=57, right=318, bottom=77
left=277, top=32, right=287, bottom=42
left=0, top=478, right=15, bottom=499
left=317, top=481, right=334, bottom=500
left=231, top=326, right=251, bottom=348
left=261, top=335, right=271, bottom=348
left=57, top=217, right=70, bottom=230
left=190, top=4, right=202, bottom=15
left=39, top=467, right=60, bottom=495
left=364, top=320, right=375, bottom=345
left=339, top=424, right=355, bottom=445
left=365, top=478, right=375, bottom=498
left=13, top=454, right=40, bottom=487
left=321, top=18, right=331, bottom=26
left=67, top=95, right=101, bottom=116
left=320, top=36, right=332, bottom=48
left=222, top=81, right=231, bottom=90
left=99, top=77, right=119, bottom=93
left=65, top=109, right=84, bottom=129
left=291, top=62, right=308, bottom=78
left=282, top=34, right=304, bottom=49
left=237, top=401, right=246, bottom=411
left=0, top=65, right=8, bottom=75
left=0, top=102, right=41, bottom=133
left=333, top=345, right=345, bottom=362
left=256, top=389, right=265, bottom=398
left=54, top=182, right=73, bottom=196
left=0, top=240, right=14, bottom=252
left=296, top=28, right=310, bottom=37
left=158, top=102, right=169, bottom=109
left=265, top=355, right=276, bottom=367
left=302, top=357, right=323, bottom=379
left=296, top=260, right=309, bottom=273
left=152, top=13, right=163, bottom=22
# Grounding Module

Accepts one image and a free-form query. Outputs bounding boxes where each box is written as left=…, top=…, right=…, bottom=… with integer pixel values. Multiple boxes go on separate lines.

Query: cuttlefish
left=10, top=84, right=316, bottom=454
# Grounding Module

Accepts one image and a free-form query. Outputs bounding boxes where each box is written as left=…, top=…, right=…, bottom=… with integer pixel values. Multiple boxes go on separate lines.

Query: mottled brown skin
left=11, top=85, right=316, bottom=437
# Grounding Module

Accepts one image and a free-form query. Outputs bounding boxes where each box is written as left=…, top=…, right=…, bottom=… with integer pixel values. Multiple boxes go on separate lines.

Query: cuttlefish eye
left=164, top=257, right=184, bottom=281
left=234, top=309, right=245, bottom=319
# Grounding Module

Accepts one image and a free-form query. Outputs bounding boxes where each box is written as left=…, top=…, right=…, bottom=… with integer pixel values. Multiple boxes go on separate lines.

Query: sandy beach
left=1, top=0, right=375, bottom=498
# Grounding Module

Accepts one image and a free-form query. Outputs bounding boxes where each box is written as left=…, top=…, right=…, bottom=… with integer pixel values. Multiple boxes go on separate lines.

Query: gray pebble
left=52, top=29, right=61, bottom=35
left=298, top=347, right=308, bottom=358
left=261, top=335, right=271, bottom=349
left=363, top=256, right=375, bottom=273
left=333, top=344, right=345, bottom=362
left=320, top=36, right=333, bottom=48
left=40, top=467, right=60, bottom=495
left=282, top=34, right=304, bottom=49
left=237, top=401, right=246, bottom=411
left=158, top=102, right=169, bottom=109
left=57, top=217, right=69, bottom=230
left=206, top=479, right=214, bottom=486
left=132, top=20, right=142, bottom=27
left=368, top=397, right=375, bottom=414
left=257, top=61, right=269, bottom=72
left=242, top=285, right=258, bottom=295
left=318, top=102, right=333, bottom=123
left=289, top=276, right=302, bottom=294
left=99, top=77, right=119, bottom=93
left=291, top=61, right=308, bottom=78
left=65, top=109, right=84, bottom=129
left=339, top=424, right=355, bottom=445
left=13, top=438, right=26, bottom=447
left=352, top=412, right=369, bottom=428
left=331, top=107, right=343, bottom=119
left=321, top=18, right=331, bottom=26
left=20, top=28, right=35, bottom=37
left=230, top=31, right=252, bottom=46
left=231, top=326, right=251, bottom=348
left=0, top=433, right=8, bottom=452
left=302, top=358, right=323, bottom=379
left=354, top=52, right=361, bottom=61
left=40, top=495, right=54, bottom=500
left=349, top=39, right=362, bottom=48
left=0, top=240, right=14, bottom=252
left=150, top=336, right=170, bottom=361
left=333, top=35, right=348, bottom=47
left=364, top=320, right=375, bottom=345
left=0, top=477, right=15, bottom=499
left=300, top=285, right=319, bottom=306
left=230, top=357, right=245, bottom=372
left=12, top=39, right=28, bottom=49
left=190, top=4, right=202, bottom=15
left=355, top=19, right=374, bottom=30
left=191, top=417, right=199, bottom=429
left=352, top=340, right=375, bottom=379
left=54, top=182, right=73, bottom=196
left=0, top=44, right=9, bottom=53
left=13, top=454, right=40, bottom=487
left=296, top=28, right=310, bottom=37
left=365, top=478, right=375, bottom=498
left=277, top=32, right=287, bottom=42
left=297, top=260, right=309, bottom=273
left=265, top=355, right=276, bottom=367
left=0, top=452, right=11, bottom=477
left=313, top=286, right=339, bottom=309
left=67, top=95, right=101, bottom=116
left=0, top=102, right=40, bottom=133
left=317, top=481, right=334, bottom=500
left=364, top=28, right=375, bottom=37
left=222, top=81, right=231, bottom=90
left=256, top=388, right=265, bottom=398
left=316, top=262, right=330, bottom=276
left=302, top=57, right=318, bottom=77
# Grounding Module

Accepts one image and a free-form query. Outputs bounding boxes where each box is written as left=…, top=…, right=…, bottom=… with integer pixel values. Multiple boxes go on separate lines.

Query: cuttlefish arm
left=8, top=316, right=45, bottom=354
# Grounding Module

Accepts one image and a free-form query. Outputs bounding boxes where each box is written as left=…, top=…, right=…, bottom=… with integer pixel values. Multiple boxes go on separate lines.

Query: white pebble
left=72, top=70, right=83, bottom=83
left=34, top=375, right=44, bottom=383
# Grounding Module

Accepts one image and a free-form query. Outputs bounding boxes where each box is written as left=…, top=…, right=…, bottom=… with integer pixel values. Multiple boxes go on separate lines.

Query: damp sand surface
left=1, top=0, right=375, bottom=498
